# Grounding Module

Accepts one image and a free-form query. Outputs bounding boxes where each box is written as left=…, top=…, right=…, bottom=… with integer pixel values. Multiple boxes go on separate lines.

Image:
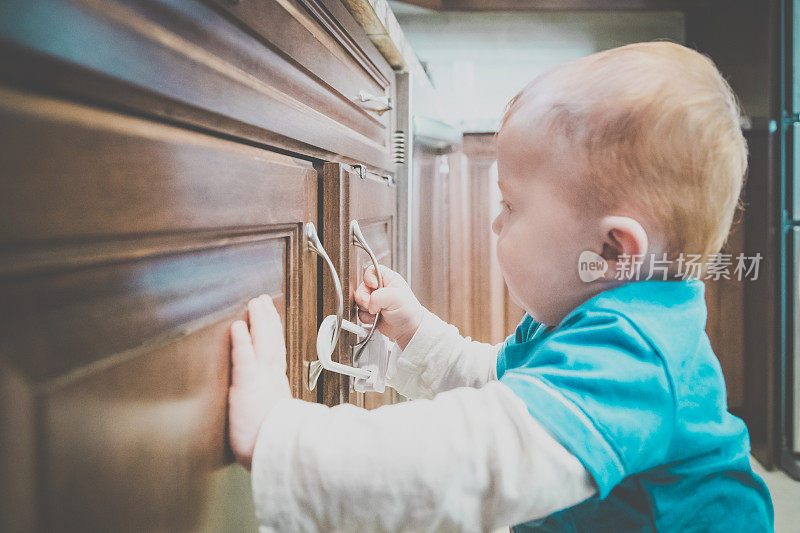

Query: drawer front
left=0, top=89, right=319, bottom=530
left=0, top=87, right=317, bottom=245
left=320, top=162, right=399, bottom=408
left=210, top=0, right=396, bottom=143
left=0, top=0, right=396, bottom=170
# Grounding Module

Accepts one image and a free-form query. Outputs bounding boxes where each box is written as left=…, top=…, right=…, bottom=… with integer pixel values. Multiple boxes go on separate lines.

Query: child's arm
left=355, top=266, right=504, bottom=400
left=229, top=296, right=597, bottom=531
left=386, top=308, right=502, bottom=399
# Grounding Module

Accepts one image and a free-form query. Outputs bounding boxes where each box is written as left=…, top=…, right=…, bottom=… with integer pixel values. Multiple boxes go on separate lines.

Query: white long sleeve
left=386, top=309, right=502, bottom=399
left=250, top=312, right=597, bottom=532
left=251, top=383, right=595, bottom=532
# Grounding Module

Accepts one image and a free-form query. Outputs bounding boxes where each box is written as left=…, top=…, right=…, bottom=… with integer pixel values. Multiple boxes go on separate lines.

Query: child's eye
left=499, top=200, right=512, bottom=213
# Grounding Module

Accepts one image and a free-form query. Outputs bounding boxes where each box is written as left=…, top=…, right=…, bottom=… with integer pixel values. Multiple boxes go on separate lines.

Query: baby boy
left=227, top=42, right=773, bottom=532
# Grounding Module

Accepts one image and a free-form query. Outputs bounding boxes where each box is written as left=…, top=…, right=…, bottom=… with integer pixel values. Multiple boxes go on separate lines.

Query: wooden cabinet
left=410, top=144, right=452, bottom=323
left=320, top=163, right=400, bottom=409
left=0, top=0, right=395, bottom=169
left=0, top=87, right=320, bottom=531
left=209, top=0, right=396, bottom=164
left=410, top=134, right=523, bottom=346
left=0, top=1, right=399, bottom=531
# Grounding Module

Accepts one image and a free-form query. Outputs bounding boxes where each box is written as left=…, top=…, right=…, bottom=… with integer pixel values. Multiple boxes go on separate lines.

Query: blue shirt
left=496, top=279, right=773, bottom=532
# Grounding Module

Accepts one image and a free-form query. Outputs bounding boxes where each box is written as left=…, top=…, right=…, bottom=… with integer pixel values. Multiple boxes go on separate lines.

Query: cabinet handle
left=358, top=90, right=393, bottom=115
left=306, top=222, right=343, bottom=346
left=350, top=220, right=384, bottom=364
left=305, top=223, right=372, bottom=391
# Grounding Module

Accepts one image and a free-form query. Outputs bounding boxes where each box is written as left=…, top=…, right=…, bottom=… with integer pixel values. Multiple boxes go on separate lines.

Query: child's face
left=493, top=117, right=598, bottom=326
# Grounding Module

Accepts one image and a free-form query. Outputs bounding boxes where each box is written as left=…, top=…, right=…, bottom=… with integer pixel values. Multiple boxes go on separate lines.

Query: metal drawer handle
left=358, top=90, right=393, bottom=115
left=306, top=223, right=372, bottom=391
left=350, top=220, right=384, bottom=364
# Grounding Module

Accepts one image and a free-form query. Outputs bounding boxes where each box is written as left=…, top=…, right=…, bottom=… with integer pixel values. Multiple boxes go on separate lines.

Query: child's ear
left=598, top=216, right=649, bottom=280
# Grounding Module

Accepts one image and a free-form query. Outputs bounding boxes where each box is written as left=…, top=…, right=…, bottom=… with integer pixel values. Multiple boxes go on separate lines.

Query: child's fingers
left=247, top=296, right=286, bottom=361
left=363, top=264, right=395, bottom=289
left=365, top=287, right=404, bottom=315
left=358, top=308, right=376, bottom=324
left=259, top=295, right=286, bottom=344
left=363, top=265, right=380, bottom=289
left=230, top=320, right=256, bottom=386
left=354, top=283, right=372, bottom=308
left=247, top=297, right=270, bottom=356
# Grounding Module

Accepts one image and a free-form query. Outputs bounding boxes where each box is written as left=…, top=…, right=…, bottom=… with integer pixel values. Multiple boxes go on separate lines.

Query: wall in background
left=389, top=3, right=685, bottom=131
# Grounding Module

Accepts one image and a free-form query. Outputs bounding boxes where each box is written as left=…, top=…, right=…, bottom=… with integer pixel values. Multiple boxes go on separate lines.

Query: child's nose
left=491, top=214, right=502, bottom=235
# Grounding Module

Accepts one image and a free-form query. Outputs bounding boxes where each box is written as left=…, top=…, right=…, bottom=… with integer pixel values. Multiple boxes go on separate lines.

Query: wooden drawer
left=0, top=87, right=317, bottom=245
left=210, top=0, right=396, bottom=151
left=0, top=0, right=396, bottom=171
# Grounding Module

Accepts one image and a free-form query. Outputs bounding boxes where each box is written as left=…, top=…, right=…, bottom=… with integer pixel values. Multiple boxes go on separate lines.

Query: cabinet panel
left=0, top=0, right=395, bottom=170
left=2, top=236, right=291, bottom=379
left=447, top=152, right=473, bottom=335
left=0, top=87, right=317, bottom=244
left=40, top=315, right=254, bottom=532
left=320, top=163, right=398, bottom=408
left=0, top=98, right=319, bottom=531
left=461, top=134, right=519, bottom=344
left=704, top=219, right=746, bottom=411
left=410, top=145, right=452, bottom=322
left=1, top=230, right=317, bottom=531
left=0, top=0, right=400, bottom=529
left=408, top=134, right=524, bottom=346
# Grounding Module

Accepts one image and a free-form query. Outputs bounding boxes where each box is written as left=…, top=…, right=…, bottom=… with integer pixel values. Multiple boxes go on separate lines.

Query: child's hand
left=354, top=265, right=424, bottom=350
left=228, top=295, right=292, bottom=470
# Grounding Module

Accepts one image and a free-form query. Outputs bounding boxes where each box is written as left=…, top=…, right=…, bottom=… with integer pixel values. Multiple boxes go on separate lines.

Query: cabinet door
left=0, top=88, right=318, bottom=531
left=319, top=162, right=399, bottom=408
left=411, top=145, right=452, bottom=322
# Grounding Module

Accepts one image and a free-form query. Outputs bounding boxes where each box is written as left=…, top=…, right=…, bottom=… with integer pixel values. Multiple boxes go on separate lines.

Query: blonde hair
left=500, top=42, right=747, bottom=269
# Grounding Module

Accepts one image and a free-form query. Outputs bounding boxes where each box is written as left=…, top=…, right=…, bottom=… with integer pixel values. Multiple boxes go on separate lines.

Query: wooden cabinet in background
left=411, top=134, right=523, bottom=347
left=447, top=151, right=475, bottom=336
left=411, top=143, right=452, bottom=323
left=704, top=216, right=746, bottom=412
left=460, top=134, right=524, bottom=345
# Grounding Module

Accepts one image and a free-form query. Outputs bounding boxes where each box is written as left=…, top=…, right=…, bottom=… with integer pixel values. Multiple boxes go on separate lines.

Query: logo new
left=578, top=251, right=608, bottom=282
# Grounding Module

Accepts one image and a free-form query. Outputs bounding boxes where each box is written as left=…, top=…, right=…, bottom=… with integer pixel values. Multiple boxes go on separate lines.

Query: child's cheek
left=496, top=234, right=520, bottom=284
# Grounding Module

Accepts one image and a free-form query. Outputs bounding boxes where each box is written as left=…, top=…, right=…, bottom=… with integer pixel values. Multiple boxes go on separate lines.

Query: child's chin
left=506, top=288, right=525, bottom=309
